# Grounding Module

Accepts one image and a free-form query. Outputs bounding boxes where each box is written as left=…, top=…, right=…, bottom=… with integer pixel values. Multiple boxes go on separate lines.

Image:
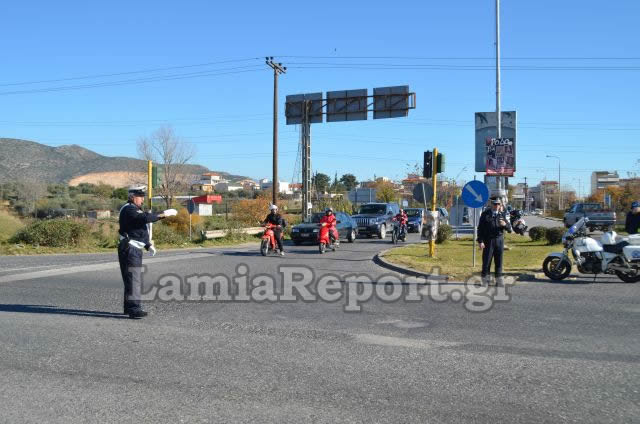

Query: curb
left=373, top=245, right=448, bottom=281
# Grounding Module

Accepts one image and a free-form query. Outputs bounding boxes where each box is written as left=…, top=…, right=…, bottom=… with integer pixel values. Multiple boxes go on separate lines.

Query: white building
left=260, top=179, right=292, bottom=195
left=214, top=182, right=243, bottom=192
left=200, top=172, right=225, bottom=185
left=591, top=171, right=619, bottom=194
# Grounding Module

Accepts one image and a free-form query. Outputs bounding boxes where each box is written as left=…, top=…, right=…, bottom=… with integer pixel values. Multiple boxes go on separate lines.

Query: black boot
left=127, top=308, right=148, bottom=319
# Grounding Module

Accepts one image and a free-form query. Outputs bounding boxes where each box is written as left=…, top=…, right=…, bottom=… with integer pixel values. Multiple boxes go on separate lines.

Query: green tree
left=95, top=183, right=115, bottom=199
left=112, top=187, right=128, bottom=201
left=375, top=180, right=397, bottom=203
left=339, top=174, right=358, bottom=191
left=313, top=173, right=331, bottom=193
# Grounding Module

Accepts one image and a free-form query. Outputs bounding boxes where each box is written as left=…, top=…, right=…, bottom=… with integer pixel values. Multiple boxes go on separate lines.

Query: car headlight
left=313, top=228, right=319, bottom=233
left=292, top=228, right=299, bottom=232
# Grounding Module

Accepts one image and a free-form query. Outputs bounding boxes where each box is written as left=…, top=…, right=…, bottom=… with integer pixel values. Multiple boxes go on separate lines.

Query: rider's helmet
left=399, top=208, right=404, bottom=214
left=325, top=207, right=333, bottom=214
left=269, top=204, right=278, bottom=212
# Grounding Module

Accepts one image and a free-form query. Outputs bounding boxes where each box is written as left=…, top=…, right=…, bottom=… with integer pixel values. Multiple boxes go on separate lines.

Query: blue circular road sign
left=462, top=180, right=489, bottom=208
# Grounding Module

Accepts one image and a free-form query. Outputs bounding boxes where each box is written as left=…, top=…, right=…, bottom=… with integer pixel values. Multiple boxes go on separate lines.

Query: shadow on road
left=0, top=304, right=129, bottom=319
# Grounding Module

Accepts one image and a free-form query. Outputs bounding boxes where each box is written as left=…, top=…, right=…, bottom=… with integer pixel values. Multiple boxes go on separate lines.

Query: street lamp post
left=546, top=155, right=562, bottom=210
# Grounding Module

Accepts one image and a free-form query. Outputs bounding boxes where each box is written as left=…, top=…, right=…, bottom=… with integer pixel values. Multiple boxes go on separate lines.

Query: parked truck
left=563, top=203, right=616, bottom=231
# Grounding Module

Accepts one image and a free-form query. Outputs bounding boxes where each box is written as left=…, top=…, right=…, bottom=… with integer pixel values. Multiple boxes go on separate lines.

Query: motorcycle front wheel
left=615, top=270, right=640, bottom=283
left=392, top=230, right=398, bottom=244
left=260, top=239, right=269, bottom=256
left=542, top=256, right=571, bottom=280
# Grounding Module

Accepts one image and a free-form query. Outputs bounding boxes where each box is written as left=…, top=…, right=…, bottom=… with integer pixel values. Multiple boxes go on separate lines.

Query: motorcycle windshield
left=568, top=217, right=586, bottom=236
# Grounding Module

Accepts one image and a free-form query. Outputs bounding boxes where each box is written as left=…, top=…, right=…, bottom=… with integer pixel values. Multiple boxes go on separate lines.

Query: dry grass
left=0, top=210, right=24, bottom=242
left=384, top=233, right=561, bottom=280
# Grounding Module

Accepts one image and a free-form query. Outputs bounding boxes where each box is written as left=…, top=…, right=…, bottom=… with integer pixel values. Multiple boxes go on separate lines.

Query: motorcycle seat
left=603, top=241, right=629, bottom=254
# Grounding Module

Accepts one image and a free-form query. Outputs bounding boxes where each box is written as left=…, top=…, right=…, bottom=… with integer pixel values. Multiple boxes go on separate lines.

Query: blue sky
left=1, top=0, right=639, bottom=195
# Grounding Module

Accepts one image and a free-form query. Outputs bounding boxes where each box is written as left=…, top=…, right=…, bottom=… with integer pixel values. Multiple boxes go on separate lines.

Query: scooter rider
left=478, top=197, right=512, bottom=286
left=263, top=204, right=286, bottom=255
left=393, top=208, right=409, bottom=236
left=118, top=185, right=177, bottom=318
left=320, top=207, right=339, bottom=245
left=626, top=201, right=640, bottom=235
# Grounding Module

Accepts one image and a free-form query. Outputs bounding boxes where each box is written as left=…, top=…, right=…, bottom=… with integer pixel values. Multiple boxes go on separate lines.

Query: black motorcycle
left=391, top=221, right=407, bottom=244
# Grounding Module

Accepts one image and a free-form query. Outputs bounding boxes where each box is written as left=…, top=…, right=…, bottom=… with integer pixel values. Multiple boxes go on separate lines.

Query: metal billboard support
left=286, top=87, right=416, bottom=221
left=301, top=101, right=312, bottom=221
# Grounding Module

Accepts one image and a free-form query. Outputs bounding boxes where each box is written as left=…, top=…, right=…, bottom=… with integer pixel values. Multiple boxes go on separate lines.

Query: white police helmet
left=128, top=185, right=147, bottom=197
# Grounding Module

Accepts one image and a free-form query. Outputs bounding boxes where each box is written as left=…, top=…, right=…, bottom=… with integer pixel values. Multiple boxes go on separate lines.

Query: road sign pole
left=473, top=207, right=477, bottom=268
left=455, top=195, right=459, bottom=240
left=462, top=178, right=489, bottom=268
left=147, top=160, right=153, bottom=242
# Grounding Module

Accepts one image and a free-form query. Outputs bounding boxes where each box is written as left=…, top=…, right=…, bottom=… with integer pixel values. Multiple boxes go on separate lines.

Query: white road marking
left=0, top=253, right=214, bottom=284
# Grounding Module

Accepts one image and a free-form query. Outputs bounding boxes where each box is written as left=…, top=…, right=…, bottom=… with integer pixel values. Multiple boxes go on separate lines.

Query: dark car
left=352, top=202, right=399, bottom=239
left=405, top=207, right=449, bottom=234
left=290, top=211, right=358, bottom=245
left=405, top=208, right=424, bottom=233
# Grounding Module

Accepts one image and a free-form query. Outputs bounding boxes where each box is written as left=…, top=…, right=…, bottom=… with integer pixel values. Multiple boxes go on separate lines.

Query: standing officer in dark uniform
left=625, top=201, right=640, bottom=235
left=477, top=197, right=512, bottom=286
left=118, top=186, right=177, bottom=318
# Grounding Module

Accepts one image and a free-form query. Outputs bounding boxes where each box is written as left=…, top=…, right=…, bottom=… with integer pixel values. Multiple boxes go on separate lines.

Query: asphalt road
left=0, top=230, right=638, bottom=423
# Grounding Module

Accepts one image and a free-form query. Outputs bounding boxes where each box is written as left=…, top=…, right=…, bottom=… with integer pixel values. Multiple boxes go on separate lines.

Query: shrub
left=10, top=219, right=89, bottom=247
left=312, top=198, right=354, bottom=214
left=0, top=211, right=24, bottom=243
left=436, top=224, right=452, bottom=244
left=545, top=227, right=565, bottom=245
left=162, top=208, right=201, bottom=236
left=528, top=226, right=547, bottom=242
left=152, top=222, right=188, bottom=245
left=232, top=196, right=271, bottom=226
left=90, top=220, right=119, bottom=249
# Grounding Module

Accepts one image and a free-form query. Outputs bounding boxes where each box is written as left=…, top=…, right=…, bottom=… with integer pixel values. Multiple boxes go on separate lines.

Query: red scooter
left=260, top=223, right=280, bottom=256
left=318, top=222, right=338, bottom=254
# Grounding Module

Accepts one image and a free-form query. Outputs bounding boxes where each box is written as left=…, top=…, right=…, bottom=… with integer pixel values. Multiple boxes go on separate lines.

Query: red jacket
left=393, top=212, right=408, bottom=225
left=320, top=214, right=337, bottom=227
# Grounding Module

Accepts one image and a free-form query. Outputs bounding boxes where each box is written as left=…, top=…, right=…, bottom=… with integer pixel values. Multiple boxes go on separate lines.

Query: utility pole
left=523, top=176, right=528, bottom=212
left=495, top=0, right=505, bottom=203
left=266, top=57, right=286, bottom=206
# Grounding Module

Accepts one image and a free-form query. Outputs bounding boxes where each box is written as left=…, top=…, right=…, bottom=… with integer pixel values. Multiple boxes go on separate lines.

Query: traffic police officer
left=625, top=201, right=640, bottom=235
left=477, top=197, right=512, bottom=286
left=118, top=186, right=177, bottom=318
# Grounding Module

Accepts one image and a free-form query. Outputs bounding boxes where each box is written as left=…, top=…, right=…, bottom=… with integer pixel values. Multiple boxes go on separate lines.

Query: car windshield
left=358, top=204, right=386, bottom=215
left=304, top=213, right=324, bottom=224
left=582, top=203, right=604, bottom=212
left=405, top=209, right=421, bottom=217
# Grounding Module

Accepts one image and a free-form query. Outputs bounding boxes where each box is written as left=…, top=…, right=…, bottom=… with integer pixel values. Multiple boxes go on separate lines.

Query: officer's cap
left=490, top=197, right=501, bottom=205
left=128, top=185, right=147, bottom=197
left=632, top=201, right=640, bottom=208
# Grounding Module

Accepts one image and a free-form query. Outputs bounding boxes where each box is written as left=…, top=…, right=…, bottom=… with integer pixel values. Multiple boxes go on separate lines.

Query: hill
left=0, top=138, right=251, bottom=186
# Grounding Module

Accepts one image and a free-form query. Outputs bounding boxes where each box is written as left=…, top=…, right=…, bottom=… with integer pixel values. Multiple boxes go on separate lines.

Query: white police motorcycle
left=543, top=217, right=640, bottom=283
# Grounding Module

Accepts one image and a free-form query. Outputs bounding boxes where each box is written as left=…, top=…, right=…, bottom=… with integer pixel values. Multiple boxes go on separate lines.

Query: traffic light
left=152, top=165, right=158, bottom=188
left=436, top=152, right=445, bottom=174
left=423, top=151, right=433, bottom=178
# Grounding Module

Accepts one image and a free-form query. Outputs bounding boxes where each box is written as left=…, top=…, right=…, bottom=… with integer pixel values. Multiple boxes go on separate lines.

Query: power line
left=288, top=63, right=640, bottom=71
left=278, top=55, right=640, bottom=60
left=0, top=66, right=264, bottom=96
left=0, top=57, right=262, bottom=87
